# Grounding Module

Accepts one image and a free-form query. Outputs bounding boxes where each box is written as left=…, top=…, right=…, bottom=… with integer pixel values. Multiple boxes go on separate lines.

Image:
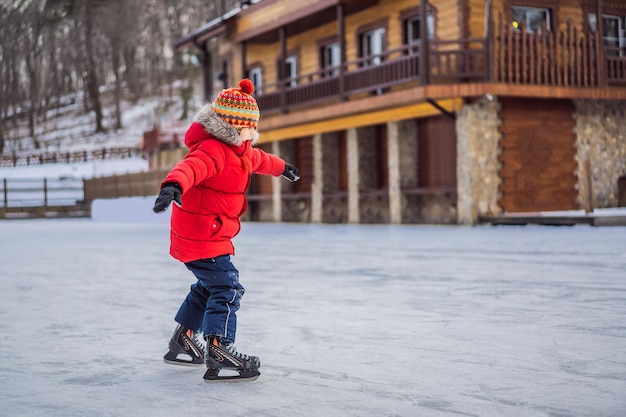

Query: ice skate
left=203, top=336, right=261, bottom=382
left=163, top=324, right=206, bottom=367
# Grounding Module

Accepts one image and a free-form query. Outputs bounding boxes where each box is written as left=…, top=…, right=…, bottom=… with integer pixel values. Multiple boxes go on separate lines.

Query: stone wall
left=403, top=192, right=457, bottom=224
left=277, top=140, right=310, bottom=222
left=574, top=100, right=626, bottom=209
left=319, top=132, right=348, bottom=223
left=456, top=97, right=502, bottom=225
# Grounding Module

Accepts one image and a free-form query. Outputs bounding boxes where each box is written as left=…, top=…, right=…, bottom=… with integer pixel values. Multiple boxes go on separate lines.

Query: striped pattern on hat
left=212, top=79, right=260, bottom=129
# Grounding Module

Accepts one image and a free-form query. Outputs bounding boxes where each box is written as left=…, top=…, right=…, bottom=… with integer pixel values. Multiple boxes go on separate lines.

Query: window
left=321, top=42, right=341, bottom=77
left=511, top=6, right=550, bottom=33
left=361, top=27, right=386, bottom=66
left=588, top=13, right=626, bottom=55
left=248, top=67, right=262, bottom=95
left=284, top=56, right=298, bottom=87
left=406, top=13, right=434, bottom=44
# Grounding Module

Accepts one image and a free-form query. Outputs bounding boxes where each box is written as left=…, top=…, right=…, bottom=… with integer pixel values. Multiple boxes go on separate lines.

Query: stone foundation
left=574, top=100, right=626, bottom=209
left=456, top=97, right=502, bottom=225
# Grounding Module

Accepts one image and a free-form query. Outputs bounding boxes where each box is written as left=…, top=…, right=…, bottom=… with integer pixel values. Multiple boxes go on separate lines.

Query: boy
left=153, top=79, right=300, bottom=381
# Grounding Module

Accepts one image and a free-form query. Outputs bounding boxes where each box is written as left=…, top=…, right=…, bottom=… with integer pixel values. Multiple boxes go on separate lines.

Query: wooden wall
left=418, top=115, right=457, bottom=187
left=240, top=0, right=462, bottom=91
left=227, top=0, right=610, bottom=86
left=498, top=98, right=578, bottom=213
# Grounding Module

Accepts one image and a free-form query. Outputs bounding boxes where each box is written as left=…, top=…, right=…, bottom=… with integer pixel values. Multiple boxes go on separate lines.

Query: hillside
left=0, top=81, right=204, bottom=180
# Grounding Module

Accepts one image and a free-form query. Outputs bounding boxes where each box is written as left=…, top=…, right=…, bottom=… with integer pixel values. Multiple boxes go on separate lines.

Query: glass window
left=511, top=6, right=550, bottom=33
left=284, top=56, right=298, bottom=87
left=321, top=42, right=341, bottom=77
left=361, top=27, right=386, bottom=66
left=406, top=13, right=434, bottom=43
left=248, top=67, right=262, bottom=95
left=588, top=13, right=625, bottom=52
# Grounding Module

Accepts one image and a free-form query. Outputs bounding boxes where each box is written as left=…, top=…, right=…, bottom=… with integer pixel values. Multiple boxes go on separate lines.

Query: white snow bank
left=91, top=196, right=169, bottom=223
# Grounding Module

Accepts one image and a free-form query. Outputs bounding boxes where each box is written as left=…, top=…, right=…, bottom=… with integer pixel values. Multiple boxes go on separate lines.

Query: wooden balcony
left=256, top=24, right=626, bottom=116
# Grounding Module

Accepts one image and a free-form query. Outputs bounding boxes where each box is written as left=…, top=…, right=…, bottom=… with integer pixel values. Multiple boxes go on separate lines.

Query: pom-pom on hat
left=212, top=79, right=260, bottom=130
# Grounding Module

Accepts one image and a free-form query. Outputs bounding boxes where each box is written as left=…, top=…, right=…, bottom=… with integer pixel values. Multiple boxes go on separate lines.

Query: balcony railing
left=255, top=22, right=626, bottom=114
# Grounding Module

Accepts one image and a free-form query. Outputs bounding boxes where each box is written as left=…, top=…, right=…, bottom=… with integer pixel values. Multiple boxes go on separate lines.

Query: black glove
left=153, top=183, right=182, bottom=213
left=282, top=163, right=300, bottom=182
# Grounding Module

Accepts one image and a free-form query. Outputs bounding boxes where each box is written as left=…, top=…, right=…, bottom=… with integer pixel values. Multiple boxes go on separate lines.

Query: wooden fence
left=0, top=176, right=89, bottom=219
left=0, top=169, right=169, bottom=219
left=0, top=147, right=142, bottom=168
left=83, top=169, right=169, bottom=201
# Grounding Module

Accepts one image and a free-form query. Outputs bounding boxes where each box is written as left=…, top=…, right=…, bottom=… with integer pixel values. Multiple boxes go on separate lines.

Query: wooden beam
left=258, top=98, right=464, bottom=143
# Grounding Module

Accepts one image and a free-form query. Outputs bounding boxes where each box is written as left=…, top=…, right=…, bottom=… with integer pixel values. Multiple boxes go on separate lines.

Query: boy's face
left=239, top=127, right=255, bottom=142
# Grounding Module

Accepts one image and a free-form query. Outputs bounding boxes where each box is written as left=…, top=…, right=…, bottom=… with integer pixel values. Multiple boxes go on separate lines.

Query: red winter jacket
left=161, top=103, right=285, bottom=262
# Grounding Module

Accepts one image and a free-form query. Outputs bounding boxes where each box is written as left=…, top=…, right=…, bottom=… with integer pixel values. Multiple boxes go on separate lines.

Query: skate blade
left=203, top=368, right=260, bottom=383
left=164, top=352, right=204, bottom=367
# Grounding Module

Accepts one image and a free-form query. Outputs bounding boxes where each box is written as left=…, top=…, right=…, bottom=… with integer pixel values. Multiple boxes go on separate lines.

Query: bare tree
left=1, top=0, right=218, bottom=152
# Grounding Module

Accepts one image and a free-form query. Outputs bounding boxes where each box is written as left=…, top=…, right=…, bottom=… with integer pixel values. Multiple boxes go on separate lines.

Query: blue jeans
left=174, top=256, right=244, bottom=343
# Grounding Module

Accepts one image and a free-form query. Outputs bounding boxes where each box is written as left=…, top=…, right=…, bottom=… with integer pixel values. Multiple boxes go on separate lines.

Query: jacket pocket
left=213, top=214, right=241, bottom=240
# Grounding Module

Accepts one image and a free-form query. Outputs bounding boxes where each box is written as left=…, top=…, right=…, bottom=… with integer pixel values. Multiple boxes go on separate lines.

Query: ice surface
left=1, top=214, right=625, bottom=417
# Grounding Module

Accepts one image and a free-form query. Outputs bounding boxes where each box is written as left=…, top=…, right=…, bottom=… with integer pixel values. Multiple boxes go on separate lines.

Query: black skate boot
left=203, top=336, right=261, bottom=382
left=163, top=324, right=205, bottom=367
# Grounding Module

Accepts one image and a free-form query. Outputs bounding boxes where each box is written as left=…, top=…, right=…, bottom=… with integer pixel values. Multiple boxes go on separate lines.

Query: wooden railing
left=257, top=43, right=423, bottom=110
left=0, top=170, right=168, bottom=219
left=255, top=22, right=625, bottom=114
left=0, top=147, right=142, bottom=168
left=607, top=46, right=626, bottom=84
left=494, top=14, right=603, bottom=86
left=1, top=177, right=84, bottom=208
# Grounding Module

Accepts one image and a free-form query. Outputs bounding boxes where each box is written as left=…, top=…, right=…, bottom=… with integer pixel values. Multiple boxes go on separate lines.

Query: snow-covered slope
left=2, top=84, right=203, bottom=179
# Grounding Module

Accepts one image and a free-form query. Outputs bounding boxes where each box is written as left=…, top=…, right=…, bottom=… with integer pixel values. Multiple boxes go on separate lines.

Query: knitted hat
left=212, top=79, right=260, bottom=129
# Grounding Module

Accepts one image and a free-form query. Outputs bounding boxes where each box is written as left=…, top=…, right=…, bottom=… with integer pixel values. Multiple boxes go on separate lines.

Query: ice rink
left=1, top=214, right=625, bottom=417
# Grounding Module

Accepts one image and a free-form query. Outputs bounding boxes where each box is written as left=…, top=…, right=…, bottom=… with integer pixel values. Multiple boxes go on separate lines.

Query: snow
left=5, top=92, right=200, bottom=156
left=1, top=210, right=625, bottom=416
left=0, top=157, right=149, bottom=179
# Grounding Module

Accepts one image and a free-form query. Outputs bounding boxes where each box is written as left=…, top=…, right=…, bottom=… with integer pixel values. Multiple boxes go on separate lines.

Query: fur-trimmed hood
left=190, top=102, right=260, bottom=148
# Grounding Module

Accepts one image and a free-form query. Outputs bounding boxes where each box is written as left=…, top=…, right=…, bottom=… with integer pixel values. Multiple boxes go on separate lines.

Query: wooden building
left=174, top=0, right=626, bottom=224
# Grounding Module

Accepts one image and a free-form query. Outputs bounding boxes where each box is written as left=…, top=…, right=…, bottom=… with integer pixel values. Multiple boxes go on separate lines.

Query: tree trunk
left=83, top=1, right=104, bottom=133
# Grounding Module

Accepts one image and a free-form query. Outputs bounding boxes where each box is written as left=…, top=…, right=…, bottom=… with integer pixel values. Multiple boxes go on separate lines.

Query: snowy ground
left=1, top=206, right=625, bottom=417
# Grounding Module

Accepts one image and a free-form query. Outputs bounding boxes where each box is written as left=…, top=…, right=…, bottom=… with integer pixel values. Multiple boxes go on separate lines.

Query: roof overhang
left=235, top=0, right=378, bottom=44
left=173, top=7, right=239, bottom=51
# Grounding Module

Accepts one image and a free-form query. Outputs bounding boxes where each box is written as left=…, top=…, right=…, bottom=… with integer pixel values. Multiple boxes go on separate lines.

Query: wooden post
left=201, top=41, right=213, bottom=101
left=596, top=0, right=605, bottom=86
left=241, top=41, right=247, bottom=79
left=484, top=0, right=493, bottom=81
left=3, top=178, right=7, bottom=207
left=43, top=178, right=48, bottom=207
left=279, top=26, right=287, bottom=113
left=337, top=3, right=346, bottom=101
left=82, top=178, right=88, bottom=202
left=419, top=0, right=430, bottom=85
